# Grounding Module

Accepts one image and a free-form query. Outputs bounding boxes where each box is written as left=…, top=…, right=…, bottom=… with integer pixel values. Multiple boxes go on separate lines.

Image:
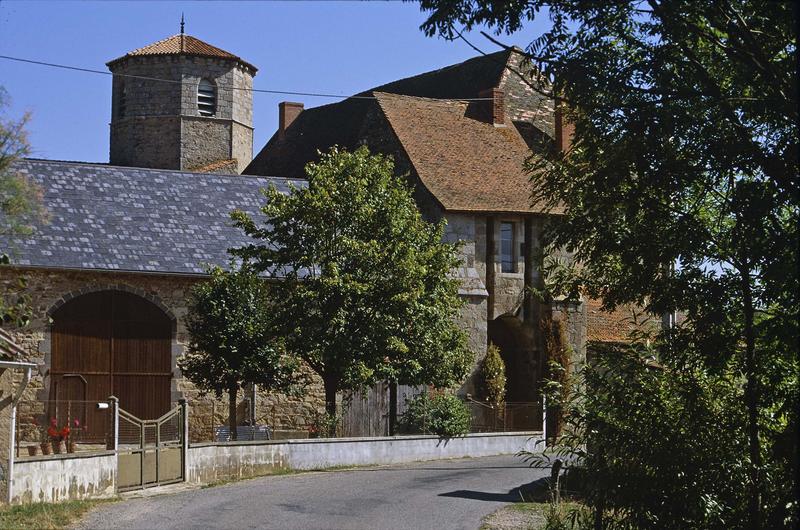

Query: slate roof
left=374, top=92, right=556, bottom=214
left=107, top=34, right=257, bottom=72
left=3, top=159, right=303, bottom=275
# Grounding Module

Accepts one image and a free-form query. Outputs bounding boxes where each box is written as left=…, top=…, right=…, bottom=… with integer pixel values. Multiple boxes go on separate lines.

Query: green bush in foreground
left=401, top=390, right=471, bottom=437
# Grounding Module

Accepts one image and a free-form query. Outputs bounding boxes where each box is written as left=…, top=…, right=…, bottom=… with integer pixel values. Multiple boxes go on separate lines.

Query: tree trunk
left=323, top=376, right=337, bottom=418
left=229, top=384, right=238, bottom=442
left=741, top=267, right=761, bottom=530
left=388, top=382, right=398, bottom=436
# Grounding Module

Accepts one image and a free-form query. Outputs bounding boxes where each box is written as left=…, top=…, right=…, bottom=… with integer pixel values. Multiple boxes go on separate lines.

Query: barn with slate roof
left=0, top=31, right=636, bottom=441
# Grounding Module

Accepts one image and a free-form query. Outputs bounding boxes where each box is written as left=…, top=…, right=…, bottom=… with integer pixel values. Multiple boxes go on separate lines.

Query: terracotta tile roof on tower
left=374, top=92, right=561, bottom=214
left=107, top=34, right=257, bottom=72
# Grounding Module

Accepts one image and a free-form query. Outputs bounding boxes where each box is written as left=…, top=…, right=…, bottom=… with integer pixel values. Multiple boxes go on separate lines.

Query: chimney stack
left=278, top=102, right=304, bottom=140
left=554, top=101, right=574, bottom=153
left=478, top=88, right=505, bottom=126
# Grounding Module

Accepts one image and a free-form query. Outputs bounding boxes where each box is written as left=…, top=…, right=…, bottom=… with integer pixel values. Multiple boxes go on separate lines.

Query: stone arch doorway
left=50, top=290, right=174, bottom=440
left=488, top=314, right=540, bottom=403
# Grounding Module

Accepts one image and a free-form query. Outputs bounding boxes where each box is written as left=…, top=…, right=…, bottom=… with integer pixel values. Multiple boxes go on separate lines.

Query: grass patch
left=0, top=499, right=115, bottom=530
left=481, top=502, right=589, bottom=530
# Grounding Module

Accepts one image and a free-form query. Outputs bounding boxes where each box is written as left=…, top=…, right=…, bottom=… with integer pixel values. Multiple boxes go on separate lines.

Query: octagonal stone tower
left=107, top=32, right=257, bottom=173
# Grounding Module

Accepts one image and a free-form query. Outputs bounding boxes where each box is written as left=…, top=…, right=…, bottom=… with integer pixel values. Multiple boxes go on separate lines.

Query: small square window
left=500, top=222, right=516, bottom=273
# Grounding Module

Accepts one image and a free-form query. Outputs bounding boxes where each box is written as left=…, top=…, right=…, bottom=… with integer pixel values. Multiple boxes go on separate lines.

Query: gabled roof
left=374, top=92, right=557, bottom=214
left=244, top=50, right=517, bottom=180
left=2, top=159, right=302, bottom=275
left=246, top=97, right=373, bottom=180
left=245, top=49, right=559, bottom=215
left=107, top=34, right=257, bottom=72
left=364, top=49, right=512, bottom=100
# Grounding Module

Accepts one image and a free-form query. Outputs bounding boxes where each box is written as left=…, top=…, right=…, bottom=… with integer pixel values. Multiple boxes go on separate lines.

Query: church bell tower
left=106, top=23, right=257, bottom=173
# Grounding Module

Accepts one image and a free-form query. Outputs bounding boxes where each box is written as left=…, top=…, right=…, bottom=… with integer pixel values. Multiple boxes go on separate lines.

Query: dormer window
left=197, top=79, right=216, bottom=117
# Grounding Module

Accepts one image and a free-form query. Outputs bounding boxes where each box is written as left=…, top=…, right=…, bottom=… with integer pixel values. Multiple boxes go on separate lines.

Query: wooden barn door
left=51, top=291, right=173, bottom=441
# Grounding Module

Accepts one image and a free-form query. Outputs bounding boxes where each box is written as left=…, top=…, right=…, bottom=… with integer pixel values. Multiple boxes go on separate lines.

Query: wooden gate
left=50, top=290, right=173, bottom=441
left=116, top=403, right=185, bottom=491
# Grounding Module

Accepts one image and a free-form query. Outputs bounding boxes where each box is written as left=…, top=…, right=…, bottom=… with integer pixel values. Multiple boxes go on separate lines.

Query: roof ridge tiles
left=371, top=91, right=467, bottom=105
left=107, top=33, right=257, bottom=72
left=126, top=33, right=181, bottom=56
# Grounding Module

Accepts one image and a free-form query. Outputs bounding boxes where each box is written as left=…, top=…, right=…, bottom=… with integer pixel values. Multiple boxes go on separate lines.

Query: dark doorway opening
left=487, top=314, right=541, bottom=403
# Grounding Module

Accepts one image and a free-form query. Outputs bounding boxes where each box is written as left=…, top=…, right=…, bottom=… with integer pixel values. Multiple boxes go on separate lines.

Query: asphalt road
left=76, top=455, right=547, bottom=530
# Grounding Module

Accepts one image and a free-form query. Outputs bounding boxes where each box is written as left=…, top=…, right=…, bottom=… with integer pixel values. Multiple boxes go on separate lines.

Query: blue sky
left=0, top=1, right=544, bottom=164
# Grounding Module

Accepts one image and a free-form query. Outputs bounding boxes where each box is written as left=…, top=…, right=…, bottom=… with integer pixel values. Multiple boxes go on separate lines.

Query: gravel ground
left=480, top=505, right=546, bottom=530
left=76, top=455, right=547, bottom=530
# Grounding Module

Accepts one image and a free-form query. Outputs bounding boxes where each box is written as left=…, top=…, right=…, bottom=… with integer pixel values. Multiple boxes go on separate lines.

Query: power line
left=0, top=54, right=494, bottom=102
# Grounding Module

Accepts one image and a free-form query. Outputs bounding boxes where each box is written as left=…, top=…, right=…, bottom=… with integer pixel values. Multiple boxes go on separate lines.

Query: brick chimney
left=478, top=88, right=505, bottom=126
left=278, top=102, right=304, bottom=140
left=554, top=101, right=575, bottom=153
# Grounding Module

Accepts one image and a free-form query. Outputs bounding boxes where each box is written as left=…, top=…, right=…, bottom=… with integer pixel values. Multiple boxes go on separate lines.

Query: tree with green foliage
left=231, top=146, right=472, bottom=417
left=179, top=264, right=300, bottom=440
left=419, top=1, right=797, bottom=527
left=478, top=343, right=506, bottom=405
left=0, top=87, right=47, bottom=327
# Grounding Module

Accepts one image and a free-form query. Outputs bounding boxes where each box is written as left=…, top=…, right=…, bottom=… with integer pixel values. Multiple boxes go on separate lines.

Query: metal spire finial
left=180, top=13, right=185, bottom=35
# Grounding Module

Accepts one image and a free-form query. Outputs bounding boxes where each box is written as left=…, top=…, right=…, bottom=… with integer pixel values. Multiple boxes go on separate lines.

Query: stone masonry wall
left=110, top=117, right=181, bottom=170
left=499, top=53, right=555, bottom=142
left=181, top=117, right=232, bottom=171
left=109, top=55, right=254, bottom=172
left=231, top=121, right=254, bottom=174
left=0, top=267, right=324, bottom=442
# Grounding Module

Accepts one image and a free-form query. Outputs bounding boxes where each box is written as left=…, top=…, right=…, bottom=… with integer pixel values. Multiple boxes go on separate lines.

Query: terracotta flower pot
left=66, top=440, right=76, bottom=453
left=52, top=440, right=63, bottom=454
left=27, top=445, right=38, bottom=457
left=40, top=442, right=52, bottom=455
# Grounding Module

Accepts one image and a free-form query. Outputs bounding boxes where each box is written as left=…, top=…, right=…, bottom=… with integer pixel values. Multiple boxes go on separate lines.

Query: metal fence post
left=542, top=394, right=548, bottom=447
left=108, top=396, right=119, bottom=451
left=179, top=398, right=188, bottom=482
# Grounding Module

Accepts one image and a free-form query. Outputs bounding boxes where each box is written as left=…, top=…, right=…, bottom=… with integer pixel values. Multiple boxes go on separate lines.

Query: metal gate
left=116, top=402, right=186, bottom=491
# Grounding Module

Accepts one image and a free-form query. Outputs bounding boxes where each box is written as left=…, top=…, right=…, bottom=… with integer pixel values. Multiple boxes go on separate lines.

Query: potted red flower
left=47, top=418, right=70, bottom=454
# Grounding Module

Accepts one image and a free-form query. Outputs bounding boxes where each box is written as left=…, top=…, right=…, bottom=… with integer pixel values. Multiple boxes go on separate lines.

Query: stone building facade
left=246, top=48, right=640, bottom=402
left=0, top=268, right=323, bottom=442
left=0, top=34, right=639, bottom=452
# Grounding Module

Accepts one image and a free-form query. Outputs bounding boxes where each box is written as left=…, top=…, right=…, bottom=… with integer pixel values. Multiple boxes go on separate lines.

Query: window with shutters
left=197, top=79, right=216, bottom=117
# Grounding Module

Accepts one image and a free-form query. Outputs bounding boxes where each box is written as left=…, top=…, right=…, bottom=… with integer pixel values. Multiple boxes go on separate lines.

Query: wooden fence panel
left=339, top=383, right=427, bottom=437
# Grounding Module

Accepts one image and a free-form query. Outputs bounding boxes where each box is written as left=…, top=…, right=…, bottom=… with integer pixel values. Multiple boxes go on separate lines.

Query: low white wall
left=187, top=442, right=289, bottom=484
left=11, top=432, right=543, bottom=502
left=12, top=452, right=116, bottom=504
left=287, top=432, right=539, bottom=470
left=187, top=432, right=541, bottom=484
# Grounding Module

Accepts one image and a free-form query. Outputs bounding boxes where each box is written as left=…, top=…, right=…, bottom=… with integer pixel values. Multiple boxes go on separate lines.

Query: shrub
left=308, top=411, right=340, bottom=438
left=479, top=343, right=506, bottom=405
left=401, top=390, right=471, bottom=437
left=523, top=340, right=789, bottom=529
